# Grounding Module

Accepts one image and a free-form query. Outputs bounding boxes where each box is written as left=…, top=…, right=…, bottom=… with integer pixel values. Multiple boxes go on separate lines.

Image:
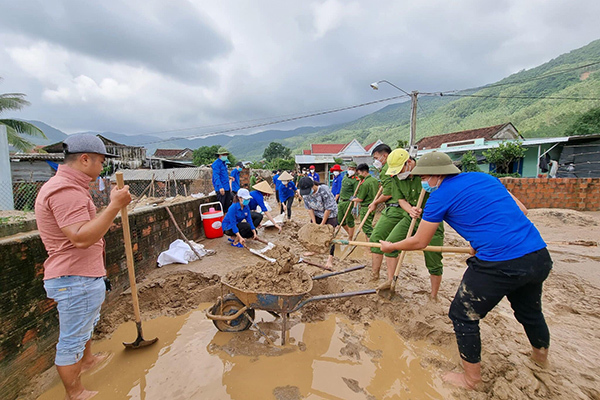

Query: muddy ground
left=21, top=199, right=600, bottom=399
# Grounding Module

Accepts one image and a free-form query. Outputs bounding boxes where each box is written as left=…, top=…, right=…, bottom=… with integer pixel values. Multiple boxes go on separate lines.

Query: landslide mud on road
left=24, top=205, right=600, bottom=400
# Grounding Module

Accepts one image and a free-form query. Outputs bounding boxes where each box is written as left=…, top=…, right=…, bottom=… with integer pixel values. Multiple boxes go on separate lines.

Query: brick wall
left=0, top=196, right=216, bottom=400
left=500, top=177, right=600, bottom=211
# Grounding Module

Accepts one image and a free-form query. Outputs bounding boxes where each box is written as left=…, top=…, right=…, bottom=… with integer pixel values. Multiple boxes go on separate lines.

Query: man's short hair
left=356, top=163, right=370, bottom=172
left=371, top=143, right=392, bottom=155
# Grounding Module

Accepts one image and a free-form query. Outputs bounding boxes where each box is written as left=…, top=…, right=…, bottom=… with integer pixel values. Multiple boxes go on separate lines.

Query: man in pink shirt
left=35, top=134, right=131, bottom=400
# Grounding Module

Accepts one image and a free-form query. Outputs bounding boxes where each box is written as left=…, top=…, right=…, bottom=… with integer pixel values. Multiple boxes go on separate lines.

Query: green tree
left=192, top=145, right=221, bottom=166
left=1, top=81, right=46, bottom=151
left=262, top=142, right=291, bottom=161
left=568, top=107, right=600, bottom=135
left=396, top=139, right=408, bottom=149
left=460, top=151, right=480, bottom=172
left=483, top=141, right=527, bottom=175
left=269, top=158, right=295, bottom=171
left=193, top=145, right=238, bottom=166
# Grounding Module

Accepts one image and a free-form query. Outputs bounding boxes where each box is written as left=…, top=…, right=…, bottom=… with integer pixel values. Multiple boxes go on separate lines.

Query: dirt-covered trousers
left=448, top=247, right=553, bottom=364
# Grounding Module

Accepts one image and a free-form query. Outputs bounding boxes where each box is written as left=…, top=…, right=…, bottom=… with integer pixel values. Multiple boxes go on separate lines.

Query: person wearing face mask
left=375, top=149, right=445, bottom=298
left=277, top=171, right=298, bottom=220
left=380, top=151, right=551, bottom=390
left=337, top=162, right=360, bottom=237
left=212, top=147, right=233, bottom=212
left=329, top=164, right=343, bottom=201
left=298, top=176, right=338, bottom=269
left=248, top=181, right=282, bottom=232
left=222, top=188, right=259, bottom=247
left=230, top=162, right=244, bottom=194
left=351, top=163, right=379, bottom=240
left=307, top=165, right=320, bottom=183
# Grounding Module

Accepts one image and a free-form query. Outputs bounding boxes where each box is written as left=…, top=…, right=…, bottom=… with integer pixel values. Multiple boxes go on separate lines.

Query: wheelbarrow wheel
left=211, top=294, right=255, bottom=332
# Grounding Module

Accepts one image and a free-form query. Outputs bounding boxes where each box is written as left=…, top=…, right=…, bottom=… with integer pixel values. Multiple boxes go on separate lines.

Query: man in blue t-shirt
left=380, top=151, right=552, bottom=391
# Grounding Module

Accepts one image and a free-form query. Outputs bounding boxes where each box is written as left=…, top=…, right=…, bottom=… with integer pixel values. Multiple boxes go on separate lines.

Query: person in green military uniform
left=375, top=149, right=446, bottom=299
left=352, top=163, right=379, bottom=239
left=337, top=162, right=360, bottom=237
left=368, top=143, right=401, bottom=281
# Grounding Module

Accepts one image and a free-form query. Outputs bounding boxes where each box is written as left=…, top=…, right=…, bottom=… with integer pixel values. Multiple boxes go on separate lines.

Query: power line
left=440, top=60, right=600, bottom=94
left=433, top=93, right=600, bottom=101
left=139, top=94, right=410, bottom=145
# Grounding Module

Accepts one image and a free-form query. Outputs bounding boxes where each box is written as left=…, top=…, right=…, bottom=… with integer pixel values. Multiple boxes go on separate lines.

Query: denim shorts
left=44, top=276, right=106, bottom=366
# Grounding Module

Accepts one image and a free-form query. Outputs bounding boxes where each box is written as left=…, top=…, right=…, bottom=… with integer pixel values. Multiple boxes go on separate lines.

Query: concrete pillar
left=0, top=125, right=15, bottom=210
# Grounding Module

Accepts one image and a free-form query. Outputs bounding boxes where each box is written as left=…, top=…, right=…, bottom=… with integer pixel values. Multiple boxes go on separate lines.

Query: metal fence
left=1, top=178, right=203, bottom=213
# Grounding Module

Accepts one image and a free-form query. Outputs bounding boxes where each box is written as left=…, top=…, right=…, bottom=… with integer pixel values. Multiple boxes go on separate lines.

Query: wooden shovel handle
left=116, top=172, right=142, bottom=324
left=334, top=240, right=472, bottom=253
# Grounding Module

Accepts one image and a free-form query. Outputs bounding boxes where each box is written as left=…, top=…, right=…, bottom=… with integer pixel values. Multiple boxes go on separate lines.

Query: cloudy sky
left=1, top=0, right=600, bottom=140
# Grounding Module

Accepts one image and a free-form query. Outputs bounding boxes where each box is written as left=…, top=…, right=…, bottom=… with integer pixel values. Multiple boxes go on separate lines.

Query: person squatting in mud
left=222, top=188, right=260, bottom=247
left=299, top=176, right=338, bottom=269
left=380, top=151, right=552, bottom=390
left=35, top=134, right=132, bottom=400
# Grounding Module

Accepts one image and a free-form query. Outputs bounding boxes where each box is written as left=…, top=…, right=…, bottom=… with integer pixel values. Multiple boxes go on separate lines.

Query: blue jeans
left=44, top=276, right=106, bottom=366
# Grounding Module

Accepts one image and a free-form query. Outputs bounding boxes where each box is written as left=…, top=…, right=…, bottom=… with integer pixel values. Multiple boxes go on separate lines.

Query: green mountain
left=280, top=38, right=600, bottom=155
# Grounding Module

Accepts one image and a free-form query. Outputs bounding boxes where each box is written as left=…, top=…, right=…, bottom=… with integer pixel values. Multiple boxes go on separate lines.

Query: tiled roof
left=10, top=153, right=65, bottom=161
left=311, top=143, right=347, bottom=154
left=415, top=123, right=515, bottom=150
left=154, top=149, right=186, bottom=157
left=364, top=141, right=377, bottom=151
left=303, top=149, right=312, bottom=155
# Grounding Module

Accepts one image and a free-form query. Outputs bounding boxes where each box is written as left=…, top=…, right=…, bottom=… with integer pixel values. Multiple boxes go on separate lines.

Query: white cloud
left=311, top=0, right=361, bottom=38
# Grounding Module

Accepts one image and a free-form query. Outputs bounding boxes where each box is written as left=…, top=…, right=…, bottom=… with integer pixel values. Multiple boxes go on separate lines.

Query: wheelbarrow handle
left=312, top=265, right=366, bottom=281
left=289, top=289, right=376, bottom=313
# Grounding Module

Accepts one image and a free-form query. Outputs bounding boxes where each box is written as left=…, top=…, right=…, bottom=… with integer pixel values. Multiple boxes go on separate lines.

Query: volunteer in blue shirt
left=380, top=151, right=552, bottom=390
left=277, top=171, right=298, bottom=220
left=329, top=164, right=343, bottom=201
left=212, top=147, right=232, bottom=212
left=272, top=169, right=282, bottom=205
left=249, top=181, right=283, bottom=232
left=307, top=165, right=320, bottom=183
left=230, top=162, right=243, bottom=194
left=222, top=188, right=258, bottom=247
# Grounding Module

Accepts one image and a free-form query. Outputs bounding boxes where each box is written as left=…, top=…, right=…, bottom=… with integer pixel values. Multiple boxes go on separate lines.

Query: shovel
left=116, top=172, right=158, bottom=349
left=297, top=257, right=333, bottom=271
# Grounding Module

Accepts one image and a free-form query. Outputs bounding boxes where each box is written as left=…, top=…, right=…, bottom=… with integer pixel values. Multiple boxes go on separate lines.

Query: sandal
left=231, top=242, right=244, bottom=248
left=227, top=238, right=234, bottom=243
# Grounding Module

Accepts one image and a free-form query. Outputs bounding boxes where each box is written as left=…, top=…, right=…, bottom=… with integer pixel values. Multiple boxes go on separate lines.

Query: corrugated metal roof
left=110, top=167, right=209, bottom=182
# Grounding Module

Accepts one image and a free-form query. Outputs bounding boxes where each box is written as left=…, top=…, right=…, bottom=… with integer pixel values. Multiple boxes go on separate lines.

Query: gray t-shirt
left=303, top=185, right=338, bottom=219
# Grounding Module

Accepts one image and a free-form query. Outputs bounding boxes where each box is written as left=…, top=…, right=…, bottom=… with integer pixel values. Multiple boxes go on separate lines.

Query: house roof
left=303, top=149, right=312, bottom=155
left=10, top=153, right=65, bottom=161
left=311, top=143, right=347, bottom=154
left=109, top=167, right=206, bottom=182
left=415, top=123, right=519, bottom=150
left=154, top=149, right=185, bottom=157
left=364, top=141, right=377, bottom=151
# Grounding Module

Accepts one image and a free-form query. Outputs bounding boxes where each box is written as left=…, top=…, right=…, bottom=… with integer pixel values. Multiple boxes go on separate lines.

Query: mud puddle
left=37, top=307, right=451, bottom=400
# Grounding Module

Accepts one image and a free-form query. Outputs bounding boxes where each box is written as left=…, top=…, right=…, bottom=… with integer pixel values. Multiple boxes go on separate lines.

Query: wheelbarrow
left=206, top=265, right=375, bottom=344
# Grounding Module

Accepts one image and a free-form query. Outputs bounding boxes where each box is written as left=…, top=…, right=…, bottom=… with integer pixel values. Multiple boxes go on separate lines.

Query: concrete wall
left=0, top=196, right=216, bottom=400
left=500, top=177, right=600, bottom=211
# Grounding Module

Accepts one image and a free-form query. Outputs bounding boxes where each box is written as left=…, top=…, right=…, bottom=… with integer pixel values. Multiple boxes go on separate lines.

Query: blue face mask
left=220, top=155, right=228, bottom=161
left=421, top=179, right=438, bottom=193
left=242, top=198, right=250, bottom=206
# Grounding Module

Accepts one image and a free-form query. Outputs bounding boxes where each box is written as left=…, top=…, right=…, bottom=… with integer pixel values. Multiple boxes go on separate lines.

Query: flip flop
left=227, top=238, right=234, bottom=243
left=231, top=242, right=244, bottom=248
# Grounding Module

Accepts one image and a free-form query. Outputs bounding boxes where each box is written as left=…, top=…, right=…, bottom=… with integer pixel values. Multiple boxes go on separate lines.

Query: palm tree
left=1, top=80, right=46, bottom=152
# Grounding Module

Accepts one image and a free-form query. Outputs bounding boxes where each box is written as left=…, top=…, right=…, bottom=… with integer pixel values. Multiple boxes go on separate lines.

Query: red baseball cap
left=309, top=165, right=315, bottom=169
left=330, top=164, right=342, bottom=172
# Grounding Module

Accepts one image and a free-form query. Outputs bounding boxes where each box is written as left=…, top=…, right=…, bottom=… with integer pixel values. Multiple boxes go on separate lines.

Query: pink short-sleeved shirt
left=35, top=164, right=106, bottom=280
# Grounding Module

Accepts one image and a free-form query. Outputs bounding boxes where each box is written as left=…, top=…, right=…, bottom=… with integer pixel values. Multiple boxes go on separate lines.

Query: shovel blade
left=123, top=336, right=158, bottom=349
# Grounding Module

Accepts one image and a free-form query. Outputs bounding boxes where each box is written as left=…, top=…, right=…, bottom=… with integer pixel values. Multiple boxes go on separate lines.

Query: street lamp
left=370, top=80, right=418, bottom=157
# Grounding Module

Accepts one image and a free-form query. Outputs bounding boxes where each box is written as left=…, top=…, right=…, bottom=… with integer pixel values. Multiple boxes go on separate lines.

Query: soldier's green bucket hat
left=411, top=151, right=461, bottom=175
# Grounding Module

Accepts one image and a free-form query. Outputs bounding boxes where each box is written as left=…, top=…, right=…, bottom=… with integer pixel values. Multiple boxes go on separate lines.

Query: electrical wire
left=138, top=94, right=410, bottom=145
left=433, top=93, right=600, bottom=101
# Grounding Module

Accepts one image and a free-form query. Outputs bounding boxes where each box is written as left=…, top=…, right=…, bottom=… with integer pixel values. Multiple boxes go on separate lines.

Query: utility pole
left=409, top=91, right=419, bottom=158
left=0, top=125, right=15, bottom=210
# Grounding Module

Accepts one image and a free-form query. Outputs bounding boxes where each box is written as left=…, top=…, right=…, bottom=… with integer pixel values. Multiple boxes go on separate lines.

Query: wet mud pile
left=224, top=262, right=312, bottom=295
left=297, top=223, right=334, bottom=253
left=95, top=270, right=218, bottom=339
left=264, top=245, right=300, bottom=274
